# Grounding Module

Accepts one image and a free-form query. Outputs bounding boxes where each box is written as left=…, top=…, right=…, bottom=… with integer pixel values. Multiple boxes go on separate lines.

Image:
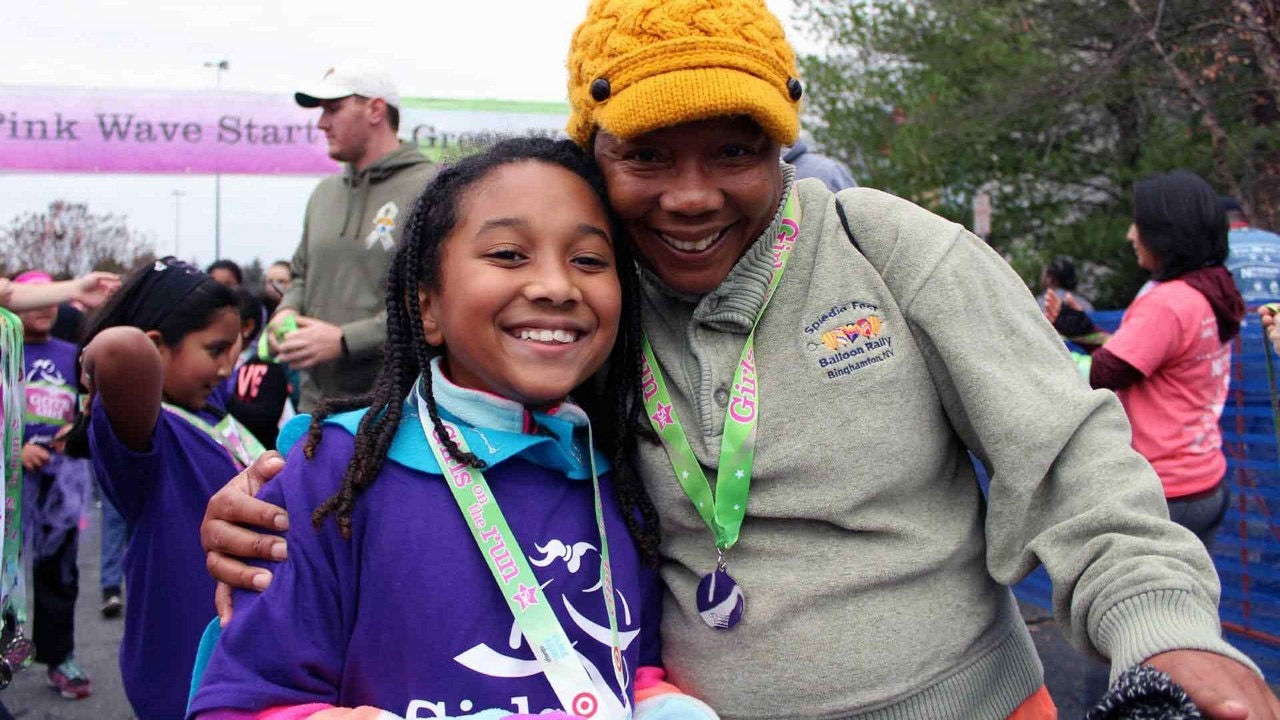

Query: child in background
left=13, top=271, right=95, bottom=700
left=76, top=259, right=259, bottom=720
left=189, top=138, right=715, bottom=720
left=225, top=291, right=291, bottom=450
left=0, top=270, right=118, bottom=720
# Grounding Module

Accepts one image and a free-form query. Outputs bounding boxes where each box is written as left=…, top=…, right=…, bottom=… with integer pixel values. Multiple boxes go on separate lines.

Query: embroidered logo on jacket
left=367, top=201, right=399, bottom=250
left=803, top=300, right=895, bottom=380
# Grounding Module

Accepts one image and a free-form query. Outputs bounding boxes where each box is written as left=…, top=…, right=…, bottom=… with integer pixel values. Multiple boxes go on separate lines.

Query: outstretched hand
left=1146, top=650, right=1280, bottom=719
left=73, top=271, right=121, bottom=309
left=200, top=451, right=289, bottom=626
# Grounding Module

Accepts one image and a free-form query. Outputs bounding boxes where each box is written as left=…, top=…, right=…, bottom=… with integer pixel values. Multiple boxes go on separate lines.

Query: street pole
left=172, top=189, right=185, bottom=258
left=204, top=59, right=229, bottom=260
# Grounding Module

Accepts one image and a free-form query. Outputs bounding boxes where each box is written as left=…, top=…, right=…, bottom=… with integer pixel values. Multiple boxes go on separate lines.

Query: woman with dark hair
left=1048, top=169, right=1244, bottom=547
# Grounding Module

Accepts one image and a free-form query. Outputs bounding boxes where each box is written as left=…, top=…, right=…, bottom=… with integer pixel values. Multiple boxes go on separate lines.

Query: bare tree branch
left=1126, top=0, right=1247, bottom=209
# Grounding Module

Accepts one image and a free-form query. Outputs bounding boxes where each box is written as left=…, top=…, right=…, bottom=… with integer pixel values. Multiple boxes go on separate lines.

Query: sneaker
left=101, top=588, right=123, bottom=619
left=47, top=655, right=92, bottom=699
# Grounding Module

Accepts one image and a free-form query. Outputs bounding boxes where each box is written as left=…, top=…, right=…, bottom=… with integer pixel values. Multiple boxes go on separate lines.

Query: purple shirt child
left=190, top=366, right=661, bottom=719
left=91, top=388, right=241, bottom=720
left=22, top=338, right=92, bottom=561
left=22, top=338, right=78, bottom=446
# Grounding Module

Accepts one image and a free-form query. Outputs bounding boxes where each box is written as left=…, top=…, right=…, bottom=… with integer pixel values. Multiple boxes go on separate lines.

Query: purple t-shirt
left=22, top=338, right=78, bottom=445
left=190, top=414, right=661, bottom=719
left=90, top=388, right=241, bottom=720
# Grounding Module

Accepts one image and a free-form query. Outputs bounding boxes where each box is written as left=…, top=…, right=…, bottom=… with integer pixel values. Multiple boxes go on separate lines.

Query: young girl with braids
left=76, top=260, right=254, bottom=720
left=189, top=138, right=715, bottom=720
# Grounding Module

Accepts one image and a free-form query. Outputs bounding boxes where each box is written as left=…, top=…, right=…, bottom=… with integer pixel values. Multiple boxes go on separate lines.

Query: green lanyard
left=161, top=402, right=266, bottom=470
left=640, top=191, right=800, bottom=553
left=0, top=309, right=25, bottom=624
left=416, top=388, right=627, bottom=719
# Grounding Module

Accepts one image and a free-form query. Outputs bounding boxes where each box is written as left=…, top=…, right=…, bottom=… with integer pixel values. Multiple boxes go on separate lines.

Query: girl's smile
left=419, top=160, right=622, bottom=409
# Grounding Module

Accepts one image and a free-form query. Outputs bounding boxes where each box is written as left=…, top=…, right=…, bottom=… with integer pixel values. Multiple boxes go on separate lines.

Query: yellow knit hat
left=566, top=0, right=802, bottom=147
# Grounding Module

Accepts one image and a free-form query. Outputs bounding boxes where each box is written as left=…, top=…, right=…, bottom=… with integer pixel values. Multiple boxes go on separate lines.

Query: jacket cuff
left=277, top=287, right=302, bottom=314
left=1094, top=589, right=1261, bottom=681
left=339, top=317, right=385, bottom=359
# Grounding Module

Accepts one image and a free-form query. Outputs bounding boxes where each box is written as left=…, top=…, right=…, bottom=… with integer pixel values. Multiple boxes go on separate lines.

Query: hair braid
left=310, top=193, right=424, bottom=537
left=603, top=259, right=661, bottom=566
left=401, top=227, right=485, bottom=469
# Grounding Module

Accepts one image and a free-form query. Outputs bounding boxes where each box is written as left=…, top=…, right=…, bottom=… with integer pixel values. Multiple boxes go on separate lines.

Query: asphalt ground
left=0, top=502, right=1266, bottom=719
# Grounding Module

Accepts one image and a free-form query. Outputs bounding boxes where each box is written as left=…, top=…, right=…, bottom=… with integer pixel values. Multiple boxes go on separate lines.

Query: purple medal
left=696, top=552, right=745, bottom=630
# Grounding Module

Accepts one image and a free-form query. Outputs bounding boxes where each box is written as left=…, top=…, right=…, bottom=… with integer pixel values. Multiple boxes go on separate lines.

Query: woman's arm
left=82, top=326, right=163, bottom=451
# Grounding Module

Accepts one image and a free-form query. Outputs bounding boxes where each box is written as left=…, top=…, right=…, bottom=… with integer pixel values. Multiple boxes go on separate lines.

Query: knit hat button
left=787, top=77, right=803, bottom=101
left=590, top=78, right=611, bottom=102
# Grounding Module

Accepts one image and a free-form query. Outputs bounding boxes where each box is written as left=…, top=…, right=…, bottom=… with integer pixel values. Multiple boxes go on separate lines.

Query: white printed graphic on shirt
left=403, top=536, right=636, bottom=719
left=367, top=202, right=399, bottom=251
left=25, top=358, right=76, bottom=427
left=26, top=358, right=67, bottom=386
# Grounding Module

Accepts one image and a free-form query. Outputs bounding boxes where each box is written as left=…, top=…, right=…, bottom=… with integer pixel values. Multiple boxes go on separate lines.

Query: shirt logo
left=803, top=300, right=896, bottom=380
left=26, top=358, right=67, bottom=386
left=402, top=534, right=635, bottom=719
left=367, top=201, right=399, bottom=251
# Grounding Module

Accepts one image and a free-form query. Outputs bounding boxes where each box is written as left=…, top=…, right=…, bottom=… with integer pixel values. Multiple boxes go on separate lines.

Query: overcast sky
left=1, top=0, right=804, bottom=271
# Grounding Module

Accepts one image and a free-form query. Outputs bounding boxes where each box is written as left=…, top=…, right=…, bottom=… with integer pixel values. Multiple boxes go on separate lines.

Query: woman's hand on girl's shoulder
left=202, top=451, right=289, bottom=625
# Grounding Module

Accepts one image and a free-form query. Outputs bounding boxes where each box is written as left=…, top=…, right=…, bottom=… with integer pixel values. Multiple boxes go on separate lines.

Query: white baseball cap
left=295, top=60, right=401, bottom=109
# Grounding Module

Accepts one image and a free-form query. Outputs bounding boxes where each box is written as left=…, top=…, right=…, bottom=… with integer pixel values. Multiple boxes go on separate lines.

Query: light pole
left=204, top=59, right=229, bottom=260
left=172, top=189, right=186, bottom=258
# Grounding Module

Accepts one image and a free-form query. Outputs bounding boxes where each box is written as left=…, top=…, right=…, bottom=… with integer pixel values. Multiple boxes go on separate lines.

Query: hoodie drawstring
left=339, top=170, right=360, bottom=239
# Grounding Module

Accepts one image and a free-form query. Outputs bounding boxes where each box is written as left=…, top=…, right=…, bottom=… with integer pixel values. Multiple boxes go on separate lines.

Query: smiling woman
left=593, top=117, right=783, bottom=296
left=201, top=0, right=1280, bottom=717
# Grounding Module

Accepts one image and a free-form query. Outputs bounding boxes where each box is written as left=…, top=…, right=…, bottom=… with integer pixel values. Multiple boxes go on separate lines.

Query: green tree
left=242, top=257, right=265, bottom=292
left=796, top=0, right=1278, bottom=307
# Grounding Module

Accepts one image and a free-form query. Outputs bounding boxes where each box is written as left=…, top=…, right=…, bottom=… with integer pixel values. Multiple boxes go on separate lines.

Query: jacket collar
left=276, top=358, right=603, bottom=478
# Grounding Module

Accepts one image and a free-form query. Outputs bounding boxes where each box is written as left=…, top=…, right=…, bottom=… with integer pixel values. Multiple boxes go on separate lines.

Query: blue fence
left=1010, top=310, right=1280, bottom=678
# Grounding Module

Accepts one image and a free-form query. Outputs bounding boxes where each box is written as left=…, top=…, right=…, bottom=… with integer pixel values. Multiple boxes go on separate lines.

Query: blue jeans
left=1167, top=482, right=1230, bottom=552
left=100, top=495, right=127, bottom=591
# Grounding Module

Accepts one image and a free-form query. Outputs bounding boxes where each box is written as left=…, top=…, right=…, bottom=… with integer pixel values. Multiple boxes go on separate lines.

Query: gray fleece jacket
left=637, top=170, right=1254, bottom=719
left=281, top=141, right=436, bottom=410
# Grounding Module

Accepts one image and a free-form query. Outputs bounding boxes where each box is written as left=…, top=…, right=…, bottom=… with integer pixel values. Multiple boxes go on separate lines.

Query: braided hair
left=305, top=136, right=661, bottom=564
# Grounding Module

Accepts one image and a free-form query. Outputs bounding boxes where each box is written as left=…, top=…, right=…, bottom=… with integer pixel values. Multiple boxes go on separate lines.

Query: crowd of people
left=2, top=0, right=1280, bottom=718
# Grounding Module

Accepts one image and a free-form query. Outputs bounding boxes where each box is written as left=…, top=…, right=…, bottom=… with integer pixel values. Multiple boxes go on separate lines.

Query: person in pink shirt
left=1046, top=170, right=1244, bottom=548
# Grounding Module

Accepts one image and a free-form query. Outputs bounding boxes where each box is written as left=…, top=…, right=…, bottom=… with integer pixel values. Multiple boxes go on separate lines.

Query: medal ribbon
left=161, top=403, right=267, bottom=470
left=415, top=388, right=627, bottom=719
left=0, top=309, right=26, bottom=624
left=640, top=191, right=800, bottom=551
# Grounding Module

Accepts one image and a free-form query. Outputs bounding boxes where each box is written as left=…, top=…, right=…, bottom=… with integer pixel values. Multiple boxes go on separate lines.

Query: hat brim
left=294, top=83, right=354, bottom=108
left=594, top=67, right=799, bottom=146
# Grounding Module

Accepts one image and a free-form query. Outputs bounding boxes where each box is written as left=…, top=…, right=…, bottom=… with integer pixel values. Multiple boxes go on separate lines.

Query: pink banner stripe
left=0, top=87, right=340, bottom=175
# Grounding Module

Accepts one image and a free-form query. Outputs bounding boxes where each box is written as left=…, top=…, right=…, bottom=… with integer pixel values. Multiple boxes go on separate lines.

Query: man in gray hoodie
left=270, top=61, right=436, bottom=411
